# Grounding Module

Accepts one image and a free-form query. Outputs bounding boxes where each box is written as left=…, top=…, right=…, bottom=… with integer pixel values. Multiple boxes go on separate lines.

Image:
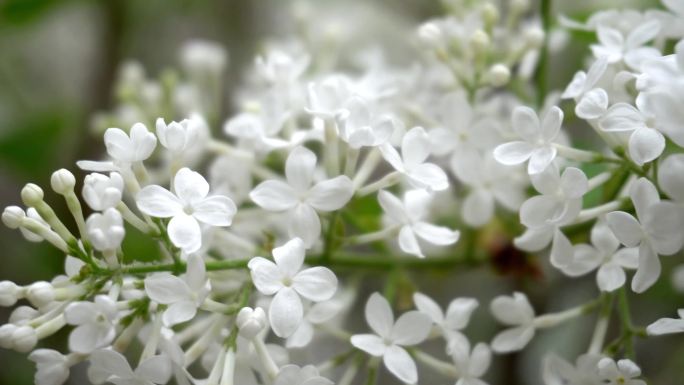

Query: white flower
left=451, top=340, right=491, bottom=385
left=542, top=353, right=603, bottom=385
left=180, top=39, right=227, bottom=76
left=335, top=96, right=396, bottom=148
left=144, top=254, right=210, bottom=326
left=520, top=166, right=588, bottom=229
left=350, top=293, right=432, bottom=384
left=248, top=238, right=338, bottom=338
left=659, top=154, right=684, bottom=202
left=155, top=117, right=200, bottom=154
left=562, top=56, right=608, bottom=100
left=598, top=102, right=665, bottom=165
left=591, top=20, right=661, bottom=69
left=379, top=126, right=449, bottom=191
left=412, top=292, right=478, bottom=349
left=249, top=146, right=353, bottom=248
left=20, top=208, right=49, bottom=243
left=236, top=307, right=268, bottom=340
left=378, top=189, right=460, bottom=258
left=28, top=349, right=70, bottom=385
left=273, top=364, right=333, bottom=385
left=255, top=50, right=309, bottom=85
left=597, top=358, right=646, bottom=385
left=551, top=221, right=639, bottom=292
left=493, top=106, right=563, bottom=175
left=64, top=295, right=118, bottom=354
left=646, top=309, right=684, bottom=335
left=83, top=172, right=124, bottom=211
left=490, top=292, right=535, bottom=353
left=88, top=349, right=171, bottom=385
left=306, top=76, right=352, bottom=119
left=86, top=208, right=125, bottom=252
left=451, top=152, right=526, bottom=227
left=606, top=178, right=684, bottom=292
left=223, top=110, right=290, bottom=153
left=105, top=123, right=157, bottom=165
left=286, top=299, right=344, bottom=348
left=136, top=167, right=237, bottom=253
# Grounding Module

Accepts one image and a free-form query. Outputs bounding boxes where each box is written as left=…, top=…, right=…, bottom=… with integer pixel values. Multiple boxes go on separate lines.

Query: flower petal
left=493, top=141, right=534, bottom=166
left=629, top=127, right=665, bottom=166
left=631, top=242, right=661, bottom=293
left=269, top=287, right=303, bottom=338
left=248, top=257, right=285, bottom=295
left=163, top=301, right=198, bottom=326
left=412, top=292, right=444, bottom=324
left=512, top=106, right=541, bottom=142
left=491, top=326, right=534, bottom=353
left=136, top=355, right=172, bottom=384
left=383, top=345, right=418, bottom=384
left=167, top=213, right=202, bottom=253
left=136, top=186, right=183, bottom=218
left=391, top=311, right=431, bottom=346
left=307, top=176, right=354, bottom=211
left=286, top=146, right=317, bottom=192
left=412, top=222, right=459, bottom=246
left=444, top=298, right=479, bottom=331
left=293, top=267, right=338, bottom=302
left=528, top=146, right=557, bottom=175
left=365, top=292, right=394, bottom=339
left=606, top=211, right=643, bottom=248
left=597, top=262, right=626, bottom=292
left=174, top=168, right=209, bottom=203
left=462, top=189, right=495, bottom=227
left=647, top=317, right=684, bottom=336
left=398, top=225, right=423, bottom=258
left=407, top=163, right=449, bottom=191
left=350, top=334, right=386, bottom=356
left=273, top=237, right=306, bottom=277
left=541, top=106, right=563, bottom=142
left=192, top=196, right=237, bottom=226
left=145, top=274, right=191, bottom=303
left=401, top=127, right=431, bottom=168
left=289, top=204, right=321, bottom=248
left=250, top=180, right=298, bottom=211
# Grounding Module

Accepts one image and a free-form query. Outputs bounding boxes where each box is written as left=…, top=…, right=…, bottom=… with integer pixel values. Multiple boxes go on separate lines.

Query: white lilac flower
left=64, top=295, right=118, bottom=354
left=144, top=254, right=210, bottom=326
left=350, top=293, right=432, bottom=384
left=493, top=106, right=563, bottom=175
left=82, top=172, right=125, bottom=211
left=659, top=154, right=684, bottom=203
left=180, top=39, right=227, bottom=77
left=451, top=152, right=526, bottom=227
left=248, top=238, right=338, bottom=338
left=305, top=75, right=353, bottom=119
left=379, top=126, right=449, bottom=191
left=597, top=358, right=646, bottom=385
left=378, top=189, right=460, bottom=258
left=334, top=96, right=396, bottom=148
left=88, top=349, right=172, bottom=385
left=155, top=117, right=200, bottom=154
left=28, top=349, right=70, bottom=385
left=412, top=292, right=478, bottom=350
left=591, top=20, right=661, bottom=69
left=551, top=221, right=639, bottom=292
left=236, top=307, right=268, bottom=340
left=451, top=340, right=491, bottom=385
left=598, top=102, right=665, bottom=165
left=78, top=123, right=157, bottom=172
left=86, top=208, right=125, bottom=252
left=249, top=146, right=353, bottom=248
left=273, top=364, right=333, bottom=385
left=606, top=178, right=684, bottom=292
left=519, top=166, right=588, bottom=229
left=542, top=353, right=603, bottom=385
left=255, top=50, right=310, bottom=86
left=646, top=309, right=684, bottom=335
left=562, top=57, right=609, bottom=120
left=136, top=167, right=237, bottom=253
left=287, top=299, right=344, bottom=348
left=223, top=109, right=291, bottom=153
left=490, top=292, right=535, bottom=353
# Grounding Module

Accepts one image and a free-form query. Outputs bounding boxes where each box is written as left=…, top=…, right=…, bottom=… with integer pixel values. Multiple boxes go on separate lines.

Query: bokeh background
left=1, top=0, right=682, bottom=384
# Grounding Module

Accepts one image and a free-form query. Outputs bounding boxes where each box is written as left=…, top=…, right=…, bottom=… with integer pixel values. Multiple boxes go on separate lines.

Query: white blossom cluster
left=2, top=0, right=684, bottom=384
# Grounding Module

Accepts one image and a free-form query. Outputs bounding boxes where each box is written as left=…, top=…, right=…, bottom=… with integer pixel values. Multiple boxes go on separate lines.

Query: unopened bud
left=489, top=64, right=511, bottom=87
left=0, top=324, right=17, bottom=349
left=50, top=169, right=76, bottom=195
left=482, top=3, right=499, bottom=27
left=0, top=281, right=19, bottom=307
left=418, top=22, right=443, bottom=48
left=21, top=184, right=44, bottom=207
left=11, top=326, right=37, bottom=353
left=26, top=281, right=55, bottom=308
left=236, top=307, right=267, bottom=340
left=525, top=27, right=545, bottom=48
left=9, top=306, right=39, bottom=325
left=470, top=30, right=490, bottom=52
left=2, top=206, right=25, bottom=229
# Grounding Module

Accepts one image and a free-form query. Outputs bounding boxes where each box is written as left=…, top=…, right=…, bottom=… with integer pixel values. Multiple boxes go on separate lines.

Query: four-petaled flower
left=88, top=349, right=171, bottom=385
left=490, top=292, right=536, bottom=353
left=64, top=295, right=118, bottom=354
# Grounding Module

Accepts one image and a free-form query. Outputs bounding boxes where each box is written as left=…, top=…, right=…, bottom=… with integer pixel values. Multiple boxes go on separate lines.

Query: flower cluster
left=2, top=0, right=684, bottom=384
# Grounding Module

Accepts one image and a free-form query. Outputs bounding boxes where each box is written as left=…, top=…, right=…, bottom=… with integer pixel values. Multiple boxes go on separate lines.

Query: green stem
left=618, top=287, right=635, bottom=359
left=535, top=0, right=552, bottom=107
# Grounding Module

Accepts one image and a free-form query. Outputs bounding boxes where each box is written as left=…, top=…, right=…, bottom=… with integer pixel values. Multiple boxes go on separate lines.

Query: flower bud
left=0, top=324, right=17, bottom=349
left=525, top=27, right=545, bottom=48
left=488, top=64, right=511, bottom=87
left=482, top=3, right=499, bottom=26
left=26, top=281, right=55, bottom=308
left=11, top=325, right=37, bottom=353
left=10, top=306, right=39, bottom=325
left=50, top=169, right=76, bottom=195
left=236, top=307, right=267, bottom=340
left=470, top=30, right=490, bottom=52
left=21, top=183, right=44, bottom=207
left=0, top=281, right=19, bottom=307
left=417, top=22, right=443, bottom=48
left=2, top=206, right=25, bottom=229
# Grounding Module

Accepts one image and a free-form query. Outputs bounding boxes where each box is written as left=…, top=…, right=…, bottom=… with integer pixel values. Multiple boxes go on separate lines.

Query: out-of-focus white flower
left=306, top=76, right=352, bottom=119
left=79, top=123, right=157, bottom=172
left=606, top=178, right=684, bottom=292
left=335, top=96, right=396, bottom=148
left=378, top=189, right=460, bottom=258
left=137, top=167, right=237, bottom=252
left=493, top=106, right=563, bottom=175
left=255, top=50, right=310, bottom=86
left=144, top=255, right=210, bottom=326
left=490, top=292, right=535, bottom=353
left=88, top=349, right=171, bottom=385
left=597, top=357, right=646, bottom=385
left=248, top=238, right=337, bottom=338
left=379, top=127, right=449, bottom=191
left=286, top=299, right=344, bottom=348
left=28, top=349, right=70, bottom=385
left=86, top=208, right=125, bottom=252
left=350, top=293, right=432, bottom=384
left=180, top=39, right=227, bottom=77
left=599, top=103, right=665, bottom=165
left=542, top=353, right=603, bottom=385
left=249, top=146, right=353, bottom=248
left=647, top=308, right=684, bottom=336
left=591, top=20, right=661, bottom=69
left=413, top=292, right=477, bottom=350
left=451, top=340, right=491, bottom=385
left=562, top=57, right=609, bottom=120
left=64, top=295, right=117, bottom=354
left=659, top=153, right=684, bottom=202
left=551, top=221, right=638, bottom=292
left=82, top=172, right=124, bottom=211
left=273, top=364, right=333, bottom=385
left=155, top=117, right=200, bottom=154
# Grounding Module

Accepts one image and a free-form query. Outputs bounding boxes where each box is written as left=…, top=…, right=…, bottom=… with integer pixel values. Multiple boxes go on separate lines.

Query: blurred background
left=0, top=0, right=681, bottom=384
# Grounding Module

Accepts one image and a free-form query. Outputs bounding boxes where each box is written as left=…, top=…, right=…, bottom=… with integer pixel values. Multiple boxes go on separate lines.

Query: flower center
left=183, top=205, right=194, bottom=215
left=282, top=276, right=293, bottom=287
